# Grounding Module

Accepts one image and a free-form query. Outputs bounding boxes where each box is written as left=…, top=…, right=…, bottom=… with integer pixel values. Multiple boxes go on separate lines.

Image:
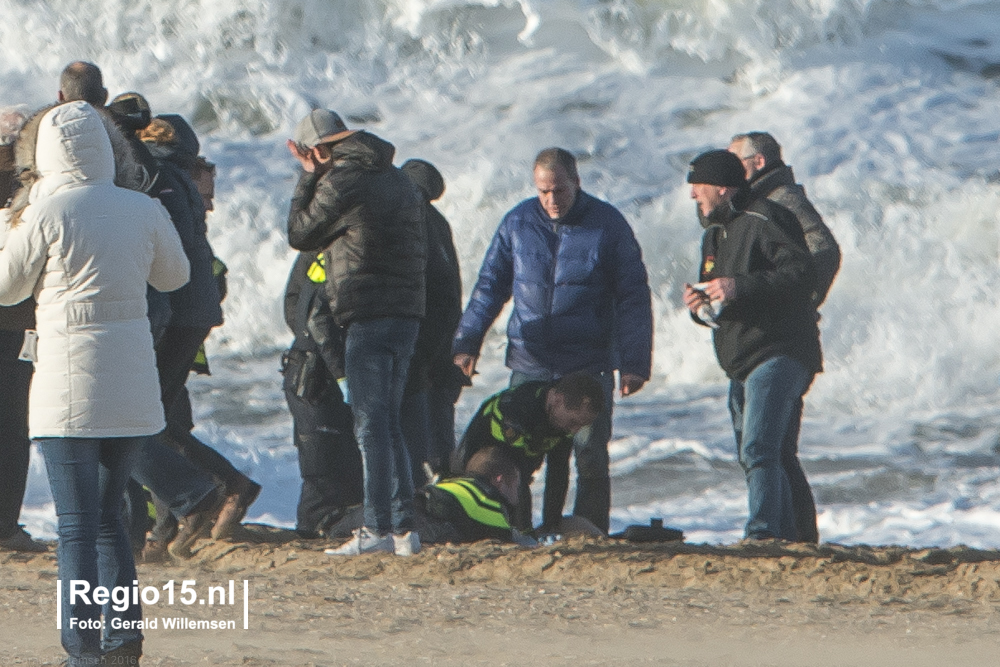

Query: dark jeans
left=165, top=387, right=246, bottom=490
left=426, top=371, right=464, bottom=476
left=284, top=376, right=363, bottom=535
left=728, top=355, right=816, bottom=541
left=156, top=325, right=212, bottom=418
left=130, top=325, right=247, bottom=543
left=510, top=370, right=616, bottom=534
left=40, top=437, right=144, bottom=664
left=157, top=327, right=248, bottom=489
left=129, top=437, right=217, bottom=543
left=401, top=389, right=431, bottom=488
left=0, top=330, right=32, bottom=539
left=344, top=317, right=419, bottom=534
left=783, top=398, right=818, bottom=543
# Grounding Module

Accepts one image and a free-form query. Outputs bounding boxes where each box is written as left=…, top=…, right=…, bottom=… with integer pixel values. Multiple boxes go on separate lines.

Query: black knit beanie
left=686, top=149, right=746, bottom=188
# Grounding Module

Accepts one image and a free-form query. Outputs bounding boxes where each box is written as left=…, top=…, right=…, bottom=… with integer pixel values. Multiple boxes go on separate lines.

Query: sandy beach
left=4, top=525, right=1000, bottom=666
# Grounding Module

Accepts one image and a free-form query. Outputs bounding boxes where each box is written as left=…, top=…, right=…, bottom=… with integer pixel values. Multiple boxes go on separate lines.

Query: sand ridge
left=4, top=526, right=1000, bottom=665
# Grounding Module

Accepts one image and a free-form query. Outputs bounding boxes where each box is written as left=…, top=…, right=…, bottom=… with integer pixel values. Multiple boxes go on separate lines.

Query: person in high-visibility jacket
left=417, top=446, right=533, bottom=545
left=454, top=372, right=604, bottom=532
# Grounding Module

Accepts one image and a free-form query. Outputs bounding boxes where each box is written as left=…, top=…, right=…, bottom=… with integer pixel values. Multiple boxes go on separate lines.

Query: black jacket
left=696, top=190, right=822, bottom=382
left=287, top=132, right=426, bottom=326
left=283, top=252, right=345, bottom=380
left=408, top=200, right=463, bottom=391
left=147, top=142, right=223, bottom=329
left=416, top=476, right=516, bottom=544
left=748, top=163, right=841, bottom=307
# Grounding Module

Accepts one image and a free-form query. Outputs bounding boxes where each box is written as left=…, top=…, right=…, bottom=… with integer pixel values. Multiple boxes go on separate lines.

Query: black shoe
left=0, top=526, right=48, bottom=553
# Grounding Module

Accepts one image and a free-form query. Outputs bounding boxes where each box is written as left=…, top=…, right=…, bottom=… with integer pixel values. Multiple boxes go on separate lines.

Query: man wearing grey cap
left=682, top=149, right=822, bottom=544
left=286, top=110, right=427, bottom=556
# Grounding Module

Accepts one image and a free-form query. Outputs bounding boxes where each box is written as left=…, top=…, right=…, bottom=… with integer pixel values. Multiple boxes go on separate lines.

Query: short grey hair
left=731, top=131, right=782, bottom=166
left=59, top=61, right=107, bottom=106
left=533, top=147, right=579, bottom=182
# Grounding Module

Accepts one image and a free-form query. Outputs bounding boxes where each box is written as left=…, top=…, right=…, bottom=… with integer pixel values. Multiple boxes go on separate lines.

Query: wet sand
left=4, top=525, right=1000, bottom=666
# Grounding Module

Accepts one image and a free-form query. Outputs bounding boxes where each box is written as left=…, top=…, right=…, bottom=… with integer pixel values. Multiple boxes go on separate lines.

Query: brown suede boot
left=211, top=476, right=261, bottom=540
left=167, top=487, right=224, bottom=559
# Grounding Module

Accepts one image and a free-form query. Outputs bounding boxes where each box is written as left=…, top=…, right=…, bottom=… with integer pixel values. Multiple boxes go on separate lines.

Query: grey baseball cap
left=293, top=109, right=356, bottom=147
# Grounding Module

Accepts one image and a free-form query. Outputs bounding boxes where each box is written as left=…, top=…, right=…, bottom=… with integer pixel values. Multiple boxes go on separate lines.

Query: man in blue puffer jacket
left=452, top=147, right=652, bottom=534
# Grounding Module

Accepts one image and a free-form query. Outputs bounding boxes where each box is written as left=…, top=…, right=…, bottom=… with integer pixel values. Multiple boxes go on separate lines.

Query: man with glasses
left=729, top=132, right=840, bottom=308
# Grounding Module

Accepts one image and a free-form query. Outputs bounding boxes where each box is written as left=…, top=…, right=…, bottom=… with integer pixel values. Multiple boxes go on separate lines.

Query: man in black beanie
left=682, top=149, right=823, bottom=543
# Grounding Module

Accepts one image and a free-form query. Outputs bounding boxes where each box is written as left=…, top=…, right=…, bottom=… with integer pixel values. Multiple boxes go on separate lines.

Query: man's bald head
left=58, top=61, right=107, bottom=106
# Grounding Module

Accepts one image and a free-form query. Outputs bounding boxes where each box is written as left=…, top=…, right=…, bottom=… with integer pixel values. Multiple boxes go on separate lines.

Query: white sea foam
left=8, top=0, right=1000, bottom=546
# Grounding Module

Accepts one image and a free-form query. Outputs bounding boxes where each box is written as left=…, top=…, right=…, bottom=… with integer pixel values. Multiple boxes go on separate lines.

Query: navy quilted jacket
left=453, top=191, right=652, bottom=379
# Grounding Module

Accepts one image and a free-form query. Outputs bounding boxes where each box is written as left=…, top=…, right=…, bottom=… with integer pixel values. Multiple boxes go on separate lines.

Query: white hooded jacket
left=0, top=101, right=189, bottom=438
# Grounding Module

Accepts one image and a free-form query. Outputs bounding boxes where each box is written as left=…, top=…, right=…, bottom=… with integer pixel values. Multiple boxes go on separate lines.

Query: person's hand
left=620, top=373, right=645, bottom=397
left=453, top=353, right=477, bottom=379
left=683, top=283, right=709, bottom=314
left=701, top=277, right=736, bottom=304
left=287, top=139, right=319, bottom=173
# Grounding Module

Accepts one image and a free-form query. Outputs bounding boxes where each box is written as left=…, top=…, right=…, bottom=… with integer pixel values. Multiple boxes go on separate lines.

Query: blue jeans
left=130, top=434, right=219, bottom=542
left=39, top=437, right=145, bottom=664
left=344, top=317, right=419, bottom=534
left=510, top=370, right=616, bottom=533
left=728, top=355, right=815, bottom=541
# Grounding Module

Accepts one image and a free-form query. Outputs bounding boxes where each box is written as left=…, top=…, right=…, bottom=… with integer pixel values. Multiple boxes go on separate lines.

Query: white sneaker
left=324, top=528, right=394, bottom=556
left=393, top=531, right=421, bottom=556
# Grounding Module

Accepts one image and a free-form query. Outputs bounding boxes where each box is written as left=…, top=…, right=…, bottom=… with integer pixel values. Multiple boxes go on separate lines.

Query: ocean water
left=8, top=0, right=1000, bottom=547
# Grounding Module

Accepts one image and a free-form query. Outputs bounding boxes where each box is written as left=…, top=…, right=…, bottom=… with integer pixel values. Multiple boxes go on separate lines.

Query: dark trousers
left=510, top=370, right=615, bottom=534
left=426, top=373, right=463, bottom=476
left=156, top=325, right=212, bottom=417
left=285, top=379, right=363, bottom=535
left=783, top=398, right=819, bottom=543
left=129, top=325, right=244, bottom=543
left=0, top=330, right=32, bottom=539
left=164, top=387, right=245, bottom=490
left=401, top=389, right=431, bottom=488
left=129, top=437, right=217, bottom=543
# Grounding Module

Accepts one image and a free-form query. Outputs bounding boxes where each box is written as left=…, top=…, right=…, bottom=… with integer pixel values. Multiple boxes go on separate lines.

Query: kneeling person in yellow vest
left=454, top=372, right=604, bottom=531
left=417, top=446, right=534, bottom=545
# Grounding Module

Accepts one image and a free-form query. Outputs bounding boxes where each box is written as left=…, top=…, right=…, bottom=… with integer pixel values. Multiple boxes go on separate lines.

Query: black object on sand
left=610, top=518, right=684, bottom=543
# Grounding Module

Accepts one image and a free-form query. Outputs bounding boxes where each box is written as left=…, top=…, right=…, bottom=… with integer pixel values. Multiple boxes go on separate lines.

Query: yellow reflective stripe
left=143, top=486, right=156, bottom=522
left=485, top=395, right=506, bottom=442
left=452, top=479, right=503, bottom=511
left=436, top=480, right=510, bottom=529
left=307, top=252, right=326, bottom=283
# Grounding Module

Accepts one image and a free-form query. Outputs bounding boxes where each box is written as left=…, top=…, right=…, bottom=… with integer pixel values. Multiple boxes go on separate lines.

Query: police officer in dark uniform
left=282, top=252, right=364, bottom=538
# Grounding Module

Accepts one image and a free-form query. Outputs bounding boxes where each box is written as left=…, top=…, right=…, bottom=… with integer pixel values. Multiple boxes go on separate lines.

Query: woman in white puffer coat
left=0, top=101, right=188, bottom=666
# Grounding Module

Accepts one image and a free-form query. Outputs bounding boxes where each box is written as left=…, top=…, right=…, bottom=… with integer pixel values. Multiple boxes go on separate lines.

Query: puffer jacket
left=748, top=163, right=841, bottom=306
left=287, top=131, right=426, bottom=326
left=695, top=189, right=822, bottom=382
left=0, top=102, right=189, bottom=438
left=453, top=191, right=652, bottom=379
left=145, top=117, right=223, bottom=329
